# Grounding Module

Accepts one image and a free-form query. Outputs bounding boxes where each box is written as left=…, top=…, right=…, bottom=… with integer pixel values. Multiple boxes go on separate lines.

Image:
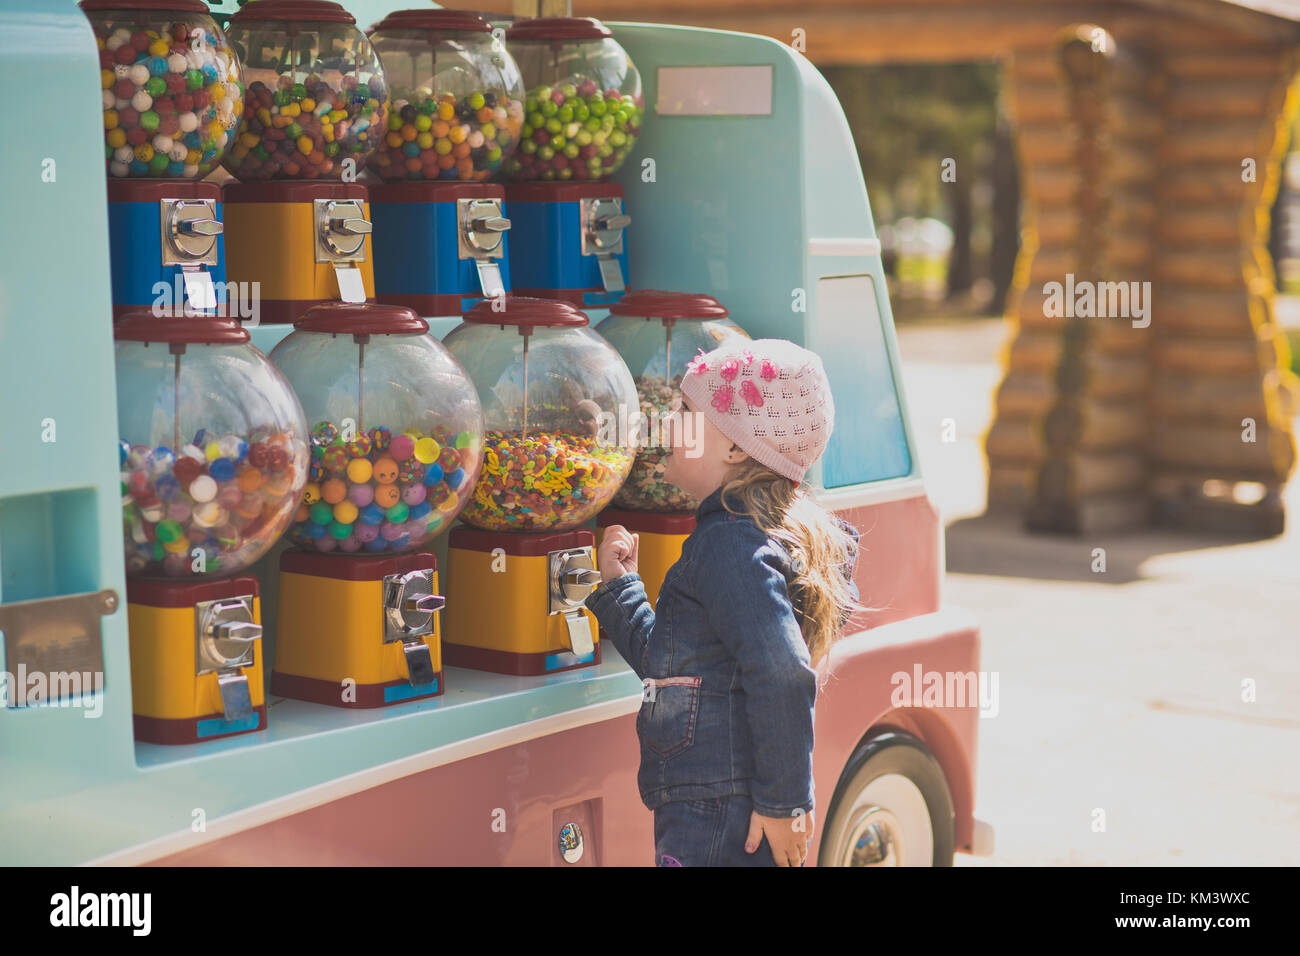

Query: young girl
left=585, top=338, right=861, bottom=867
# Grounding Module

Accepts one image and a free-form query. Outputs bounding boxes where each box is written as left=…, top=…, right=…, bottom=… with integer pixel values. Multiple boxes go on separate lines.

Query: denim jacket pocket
left=639, top=676, right=703, bottom=758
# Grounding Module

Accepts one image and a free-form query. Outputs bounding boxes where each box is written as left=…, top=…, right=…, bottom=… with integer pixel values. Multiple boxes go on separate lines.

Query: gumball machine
left=367, top=9, right=526, bottom=336
left=594, top=291, right=750, bottom=605
left=502, top=18, right=643, bottom=309
left=268, top=303, right=484, bottom=707
left=82, top=0, right=243, bottom=319
left=441, top=296, right=637, bottom=675
left=221, top=0, right=387, bottom=322
left=115, top=313, right=309, bottom=744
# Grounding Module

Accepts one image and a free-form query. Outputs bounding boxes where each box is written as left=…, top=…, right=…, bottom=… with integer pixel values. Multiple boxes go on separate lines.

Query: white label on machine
left=655, top=66, right=773, bottom=116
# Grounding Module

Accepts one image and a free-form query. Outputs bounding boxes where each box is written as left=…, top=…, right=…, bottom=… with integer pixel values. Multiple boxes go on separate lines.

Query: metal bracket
left=216, top=669, right=254, bottom=723
left=563, top=610, right=595, bottom=659
left=547, top=547, right=599, bottom=656
left=0, top=589, right=117, bottom=707
left=580, top=196, right=628, bottom=293
left=401, top=639, right=436, bottom=686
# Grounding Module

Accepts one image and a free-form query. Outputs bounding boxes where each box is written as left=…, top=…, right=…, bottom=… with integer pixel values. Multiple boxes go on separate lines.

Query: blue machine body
left=107, top=199, right=227, bottom=311
left=505, top=184, right=630, bottom=309
left=370, top=183, right=511, bottom=319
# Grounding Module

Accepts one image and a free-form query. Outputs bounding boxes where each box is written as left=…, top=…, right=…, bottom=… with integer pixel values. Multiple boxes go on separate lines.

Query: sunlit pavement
left=894, top=318, right=1300, bottom=866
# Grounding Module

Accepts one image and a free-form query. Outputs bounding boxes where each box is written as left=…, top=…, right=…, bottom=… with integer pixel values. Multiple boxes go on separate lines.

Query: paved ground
left=893, top=318, right=1300, bottom=866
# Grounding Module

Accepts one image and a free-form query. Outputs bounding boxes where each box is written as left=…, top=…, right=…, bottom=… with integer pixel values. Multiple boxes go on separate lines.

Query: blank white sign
left=655, top=66, right=773, bottom=116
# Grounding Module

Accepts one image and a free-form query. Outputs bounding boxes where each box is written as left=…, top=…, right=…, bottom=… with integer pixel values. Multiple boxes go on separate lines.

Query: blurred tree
left=821, top=62, right=1013, bottom=310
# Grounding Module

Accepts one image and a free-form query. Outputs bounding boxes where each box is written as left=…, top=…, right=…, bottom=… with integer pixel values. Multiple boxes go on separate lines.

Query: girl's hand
left=746, top=810, right=814, bottom=867
left=597, top=525, right=639, bottom=580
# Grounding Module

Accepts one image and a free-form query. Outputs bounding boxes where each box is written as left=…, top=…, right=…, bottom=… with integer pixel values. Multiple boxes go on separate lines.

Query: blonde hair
left=719, top=459, right=862, bottom=668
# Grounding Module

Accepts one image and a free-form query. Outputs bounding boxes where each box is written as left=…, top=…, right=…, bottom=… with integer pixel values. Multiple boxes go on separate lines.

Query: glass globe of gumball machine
left=503, top=18, right=642, bottom=310
left=441, top=297, right=638, bottom=675
left=81, top=0, right=243, bottom=320
left=114, top=313, right=308, bottom=744
left=221, top=0, right=388, bottom=323
left=268, top=303, right=484, bottom=707
left=594, top=291, right=750, bottom=605
left=367, top=9, right=526, bottom=338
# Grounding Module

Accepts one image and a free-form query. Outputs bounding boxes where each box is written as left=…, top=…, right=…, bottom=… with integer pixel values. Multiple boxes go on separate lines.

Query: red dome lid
left=81, top=0, right=210, bottom=10
left=294, top=302, right=429, bottom=335
left=463, top=296, right=588, bottom=328
left=373, top=8, right=493, bottom=34
left=608, top=290, right=729, bottom=320
left=506, top=16, right=612, bottom=41
left=114, top=314, right=250, bottom=345
left=230, top=0, right=355, bottom=25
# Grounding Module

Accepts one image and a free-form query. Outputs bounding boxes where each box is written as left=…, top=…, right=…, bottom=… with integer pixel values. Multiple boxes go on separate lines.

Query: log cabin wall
left=563, top=0, right=1300, bottom=534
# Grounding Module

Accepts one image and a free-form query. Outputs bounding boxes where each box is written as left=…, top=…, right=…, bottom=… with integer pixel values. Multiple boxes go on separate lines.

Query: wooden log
left=1044, top=399, right=1149, bottom=450
left=1153, top=288, right=1255, bottom=334
left=1156, top=204, right=1247, bottom=245
left=1005, top=330, right=1063, bottom=373
left=1159, top=164, right=1265, bottom=204
left=995, top=369, right=1056, bottom=417
left=1161, top=119, right=1277, bottom=164
left=1009, top=80, right=1070, bottom=124
left=1022, top=166, right=1081, bottom=204
left=1018, top=126, right=1075, bottom=167
left=1163, top=77, right=1277, bottom=121
left=1152, top=338, right=1264, bottom=375
left=1150, top=372, right=1273, bottom=422
left=1035, top=451, right=1146, bottom=497
left=1162, top=49, right=1294, bottom=79
left=1025, top=491, right=1151, bottom=535
left=1155, top=249, right=1249, bottom=291
left=1152, top=423, right=1289, bottom=473
left=986, top=418, right=1047, bottom=463
left=987, top=463, right=1036, bottom=512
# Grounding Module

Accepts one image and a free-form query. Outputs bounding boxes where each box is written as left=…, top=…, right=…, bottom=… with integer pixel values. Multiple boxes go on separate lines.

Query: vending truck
left=0, top=0, right=991, bottom=866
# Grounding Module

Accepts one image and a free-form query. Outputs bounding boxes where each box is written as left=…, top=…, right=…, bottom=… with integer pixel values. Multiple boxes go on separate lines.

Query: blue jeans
left=653, top=795, right=806, bottom=867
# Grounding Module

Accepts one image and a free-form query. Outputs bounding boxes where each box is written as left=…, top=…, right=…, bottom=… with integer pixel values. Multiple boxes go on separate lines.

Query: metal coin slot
left=161, top=198, right=222, bottom=265
left=315, top=199, right=372, bottom=261
left=382, top=569, right=443, bottom=686
left=458, top=198, right=510, bottom=298
left=580, top=196, right=629, bottom=293
left=547, top=547, right=600, bottom=657
left=195, top=596, right=259, bottom=674
left=195, top=596, right=259, bottom=723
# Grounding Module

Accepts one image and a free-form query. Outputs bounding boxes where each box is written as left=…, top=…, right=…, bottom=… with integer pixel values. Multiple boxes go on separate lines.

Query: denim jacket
left=585, top=487, right=860, bottom=818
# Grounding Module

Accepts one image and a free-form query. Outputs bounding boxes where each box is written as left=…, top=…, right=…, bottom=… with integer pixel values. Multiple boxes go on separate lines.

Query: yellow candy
left=211, top=83, right=226, bottom=102
left=435, top=139, right=452, bottom=155
left=437, top=102, right=455, bottom=121
left=186, top=148, right=201, bottom=165
left=329, top=109, right=346, bottom=123
left=148, top=39, right=169, bottom=56
left=297, top=135, right=313, bottom=155
left=163, top=537, right=189, bottom=554
left=322, top=123, right=334, bottom=142
left=303, top=482, right=321, bottom=505
left=448, top=125, right=466, bottom=144
left=333, top=501, right=359, bottom=525
left=414, top=437, right=440, bottom=464
left=301, top=98, right=315, bottom=112
left=257, top=107, right=272, bottom=125
left=134, top=143, right=154, bottom=162
left=240, top=131, right=259, bottom=148
left=106, top=128, right=126, bottom=149
left=437, top=491, right=459, bottom=512
left=205, top=441, right=221, bottom=461
left=101, top=69, right=113, bottom=89
left=416, top=132, right=433, bottom=149
left=207, top=120, right=224, bottom=141
left=104, top=110, right=119, bottom=131
left=346, top=458, right=373, bottom=483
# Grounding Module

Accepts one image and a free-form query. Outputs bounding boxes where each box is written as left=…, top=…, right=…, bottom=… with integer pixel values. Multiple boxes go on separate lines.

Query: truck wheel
left=819, top=731, right=955, bottom=867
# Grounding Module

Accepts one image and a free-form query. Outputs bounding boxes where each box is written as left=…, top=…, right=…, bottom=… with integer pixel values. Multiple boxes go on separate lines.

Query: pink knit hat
left=678, top=338, right=834, bottom=482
